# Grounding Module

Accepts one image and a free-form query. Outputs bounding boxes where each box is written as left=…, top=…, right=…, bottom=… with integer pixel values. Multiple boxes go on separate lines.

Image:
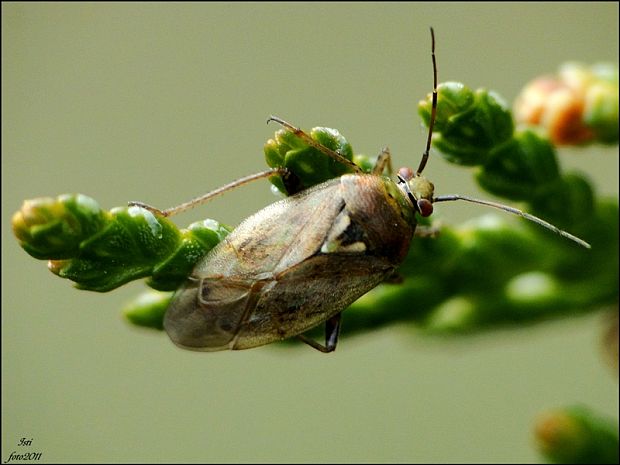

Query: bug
left=130, top=28, right=589, bottom=353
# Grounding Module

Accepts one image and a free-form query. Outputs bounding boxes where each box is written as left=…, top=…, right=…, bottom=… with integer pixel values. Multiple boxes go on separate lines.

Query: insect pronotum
left=130, top=28, right=590, bottom=353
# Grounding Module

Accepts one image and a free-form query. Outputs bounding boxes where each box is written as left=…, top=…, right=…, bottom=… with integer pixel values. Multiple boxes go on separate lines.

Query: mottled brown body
left=164, top=173, right=417, bottom=351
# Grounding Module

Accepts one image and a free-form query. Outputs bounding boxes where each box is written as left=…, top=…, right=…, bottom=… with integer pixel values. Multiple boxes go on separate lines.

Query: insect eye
left=417, top=199, right=433, bottom=217
left=398, top=167, right=414, bottom=181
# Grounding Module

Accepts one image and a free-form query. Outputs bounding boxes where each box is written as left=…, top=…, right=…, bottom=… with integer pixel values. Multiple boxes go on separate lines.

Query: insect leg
left=324, top=313, right=342, bottom=350
left=372, top=147, right=393, bottom=176
left=267, top=115, right=363, bottom=173
left=297, top=313, right=342, bottom=353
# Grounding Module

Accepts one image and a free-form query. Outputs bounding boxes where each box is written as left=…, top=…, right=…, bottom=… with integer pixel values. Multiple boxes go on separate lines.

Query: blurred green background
left=2, top=3, right=618, bottom=463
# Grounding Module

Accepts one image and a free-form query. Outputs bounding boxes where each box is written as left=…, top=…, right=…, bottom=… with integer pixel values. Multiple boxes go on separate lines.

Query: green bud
left=346, top=274, right=444, bottom=333
left=476, top=129, right=559, bottom=202
left=583, top=80, right=619, bottom=144
left=535, top=406, right=619, bottom=464
left=456, top=216, right=545, bottom=289
left=148, top=219, right=231, bottom=291
left=79, top=206, right=181, bottom=261
left=12, top=195, right=229, bottom=292
left=529, top=172, right=595, bottom=230
left=398, top=225, right=462, bottom=278
left=123, top=290, right=172, bottom=330
left=515, top=62, right=618, bottom=146
left=424, top=295, right=478, bottom=332
left=352, top=154, right=376, bottom=173
left=505, top=271, right=565, bottom=317
left=419, top=83, right=513, bottom=166
left=418, top=81, right=475, bottom=132
left=264, top=126, right=355, bottom=194
left=12, top=194, right=109, bottom=260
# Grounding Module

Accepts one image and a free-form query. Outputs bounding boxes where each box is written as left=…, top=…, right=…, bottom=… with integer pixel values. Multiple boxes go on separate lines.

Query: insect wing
left=164, top=277, right=254, bottom=350
left=196, top=178, right=345, bottom=278
left=164, top=178, right=346, bottom=350
left=231, top=252, right=395, bottom=349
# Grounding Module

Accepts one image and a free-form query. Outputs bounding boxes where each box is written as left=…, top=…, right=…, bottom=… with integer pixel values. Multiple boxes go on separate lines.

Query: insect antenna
left=416, top=26, right=438, bottom=176
left=129, top=168, right=285, bottom=217
left=433, top=194, right=591, bottom=248
left=414, top=29, right=590, bottom=249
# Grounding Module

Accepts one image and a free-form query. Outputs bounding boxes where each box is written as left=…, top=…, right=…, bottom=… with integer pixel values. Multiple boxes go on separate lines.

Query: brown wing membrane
left=230, top=253, right=395, bottom=350
left=197, top=178, right=345, bottom=279
left=164, top=277, right=255, bottom=351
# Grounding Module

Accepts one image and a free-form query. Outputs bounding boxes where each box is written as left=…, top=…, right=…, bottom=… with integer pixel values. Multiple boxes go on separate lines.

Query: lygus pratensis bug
left=129, top=28, right=590, bottom=353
